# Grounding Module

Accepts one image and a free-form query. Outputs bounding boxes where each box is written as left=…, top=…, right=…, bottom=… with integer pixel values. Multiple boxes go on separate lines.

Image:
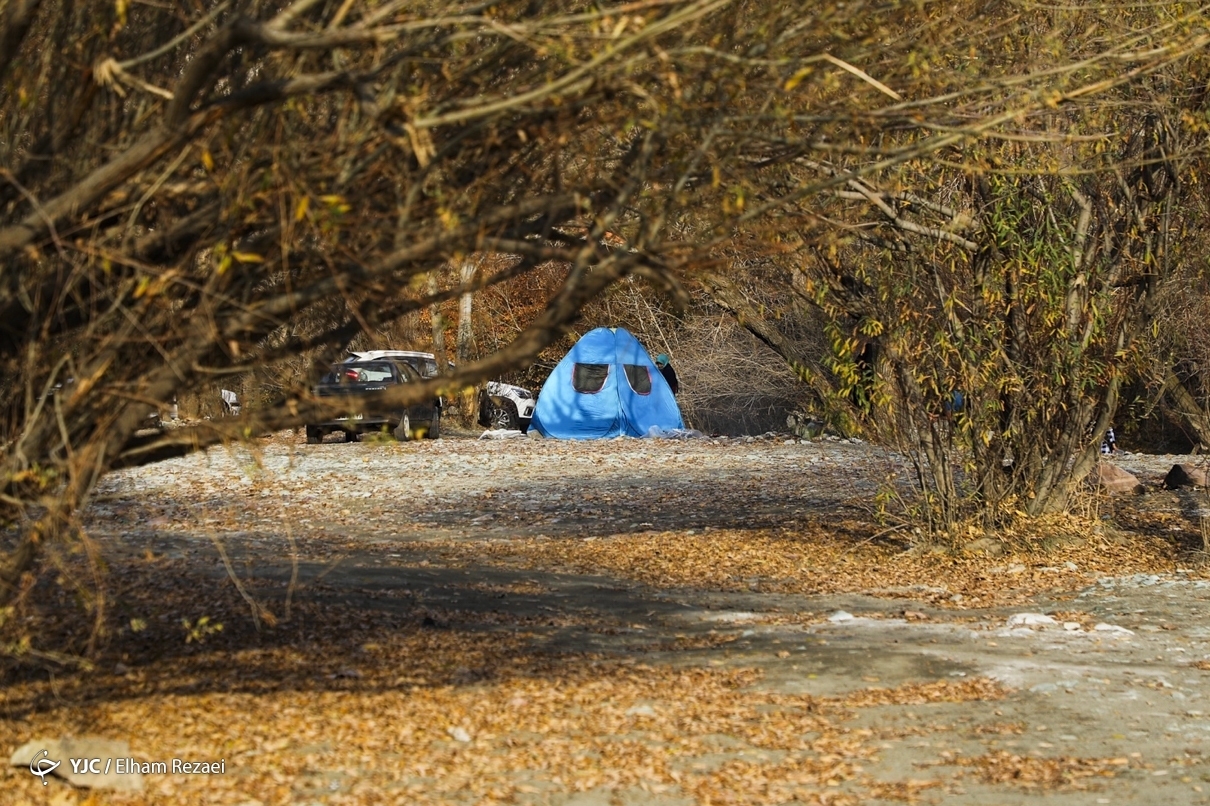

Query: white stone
left=1092, top=623, right=1135, bottom=637
left=1007, top=613, right=1057, bottom=628
left=699, top=611, right=760, bottom=623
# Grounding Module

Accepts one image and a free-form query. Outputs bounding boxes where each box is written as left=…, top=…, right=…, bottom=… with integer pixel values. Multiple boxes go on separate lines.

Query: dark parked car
left=347, top=350, right=536, bottom=431
left=305, top=360, right=441, bottom=443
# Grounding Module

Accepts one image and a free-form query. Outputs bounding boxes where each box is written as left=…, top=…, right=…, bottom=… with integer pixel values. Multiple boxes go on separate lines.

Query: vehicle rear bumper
left=311, top=416, right=393, bottom=432
left=310, top=414, right=435, bottom=434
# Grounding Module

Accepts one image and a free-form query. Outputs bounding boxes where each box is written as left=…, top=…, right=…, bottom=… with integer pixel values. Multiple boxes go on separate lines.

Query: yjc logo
left=29, top=749, right=60, bottom=785
left=68, top=758, right=107, bottom=774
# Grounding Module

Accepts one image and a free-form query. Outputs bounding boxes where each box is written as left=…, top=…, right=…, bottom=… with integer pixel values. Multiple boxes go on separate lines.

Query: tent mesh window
left=572, top=363, right=610, bottom=393
left=623, top=364, right=652, bottom=395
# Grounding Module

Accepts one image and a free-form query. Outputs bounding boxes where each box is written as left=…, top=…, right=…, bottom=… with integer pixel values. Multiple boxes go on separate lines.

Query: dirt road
left=5, top=433, right=1210, bottom=804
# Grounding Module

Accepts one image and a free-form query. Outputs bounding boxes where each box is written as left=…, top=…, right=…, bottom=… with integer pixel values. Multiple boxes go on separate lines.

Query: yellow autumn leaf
left=232, top=252, right=264, bottom=263
left=133, top=276, right=151, bottom=298
left=294, top=196, right=310, bottom=221
left=201, top=150, right=215, bottom=172
left=784, top=66, right=812, bottom=91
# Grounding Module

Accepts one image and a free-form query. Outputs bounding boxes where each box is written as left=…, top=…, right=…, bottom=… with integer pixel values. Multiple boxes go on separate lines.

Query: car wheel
left=393, top=413, right=412, bottom=441
left=490, top=401, right=519, bottom=430
left=426, top=408, right=441, bottom=439
left=305, top=426, right=322, bottom=444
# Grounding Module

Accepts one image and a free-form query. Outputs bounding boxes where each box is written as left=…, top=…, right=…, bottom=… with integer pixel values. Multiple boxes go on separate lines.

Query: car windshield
left=345, top=352, right=438, bottom=378
left=397, top=357, right=437, bottom=378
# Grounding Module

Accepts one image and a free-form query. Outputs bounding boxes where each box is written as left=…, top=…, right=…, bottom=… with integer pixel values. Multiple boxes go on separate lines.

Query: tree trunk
left=428, top=271, right=446, bottom=367
left=455, top=260, right=480, bottom=420
left=456, top=259, right=478, bottom=365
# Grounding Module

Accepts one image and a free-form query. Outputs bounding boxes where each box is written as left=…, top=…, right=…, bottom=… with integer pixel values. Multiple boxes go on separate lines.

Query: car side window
left=623, top=364, right=652, bottom=395
left=573, top=363, right=609, bottom=393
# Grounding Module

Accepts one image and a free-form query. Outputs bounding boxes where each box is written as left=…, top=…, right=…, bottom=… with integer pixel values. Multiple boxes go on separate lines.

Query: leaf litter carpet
left=1, top=433, right=1198, bottom=804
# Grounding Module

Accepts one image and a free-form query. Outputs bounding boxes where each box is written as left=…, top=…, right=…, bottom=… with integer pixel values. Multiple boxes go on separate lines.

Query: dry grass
left=400, top=520, right=1193, bottom=608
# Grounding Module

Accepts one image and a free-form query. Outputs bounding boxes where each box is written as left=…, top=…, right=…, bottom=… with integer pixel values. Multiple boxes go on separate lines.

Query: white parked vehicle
left=479, top=380, right=535, bottom=433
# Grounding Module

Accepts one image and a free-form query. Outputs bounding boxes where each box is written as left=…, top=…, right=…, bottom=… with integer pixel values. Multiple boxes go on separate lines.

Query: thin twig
left=839, top=523, right=911, bottom=559
left=284, top=526, right=300, bottom=621
left=208, top=532, right=262, bottom=631
left=821, top=53, right=902, bottom=101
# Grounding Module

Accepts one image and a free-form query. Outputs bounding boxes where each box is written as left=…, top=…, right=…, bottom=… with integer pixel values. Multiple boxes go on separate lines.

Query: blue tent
left=532, top=328, right=684, bottom=438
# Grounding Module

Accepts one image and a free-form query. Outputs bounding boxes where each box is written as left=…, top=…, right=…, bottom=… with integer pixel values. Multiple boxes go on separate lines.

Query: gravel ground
left=8, top=433, right=1210, bottom=805
left=91, top=431, right=889, bottom=540
left=1111, top=450, right=1210, bottom=485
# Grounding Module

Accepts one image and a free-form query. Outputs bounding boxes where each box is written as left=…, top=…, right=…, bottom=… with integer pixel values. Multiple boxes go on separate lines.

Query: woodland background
left=7, top=0, right=1210, bottom=620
